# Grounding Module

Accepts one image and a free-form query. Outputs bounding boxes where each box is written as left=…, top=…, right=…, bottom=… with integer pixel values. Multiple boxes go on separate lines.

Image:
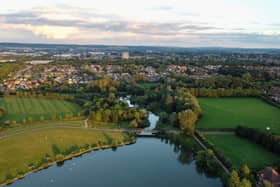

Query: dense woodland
left=89, top=94, right=147, bottom=128
left=127, top=83, right=201, bottom=134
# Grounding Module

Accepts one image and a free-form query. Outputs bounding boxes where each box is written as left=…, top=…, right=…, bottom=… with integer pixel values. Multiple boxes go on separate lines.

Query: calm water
left=8, top=98, right=222, bottom=187
left=10, top=138, right=222, bottom=187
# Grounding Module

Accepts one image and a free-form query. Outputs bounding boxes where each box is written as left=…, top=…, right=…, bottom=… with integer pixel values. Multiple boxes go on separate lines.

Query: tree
left=129, top=119, right=138, bottom=128
left=178, top=109, right=197, bottom=135
left=241, top=165, right=250, bottom=177
left=164, top=95, right=174, bottom=112
left=111, top=110, right=119, bottom=123
left=0, top=108, right=4, bottom=119
left=40, top=116, right=45, bottom=122
left=28, top=117, right=33, bottom=123
left=240, top=178, right=252, bottom=187
left=228, top=170, right=241, bottom=187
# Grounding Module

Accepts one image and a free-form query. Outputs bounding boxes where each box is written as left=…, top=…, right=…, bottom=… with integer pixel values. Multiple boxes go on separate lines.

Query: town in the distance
left=0, top=43, right=279, bottom=187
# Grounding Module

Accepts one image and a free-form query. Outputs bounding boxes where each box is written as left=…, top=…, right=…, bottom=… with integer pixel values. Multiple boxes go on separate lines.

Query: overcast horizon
left=1, top=0, right=280, bottom=48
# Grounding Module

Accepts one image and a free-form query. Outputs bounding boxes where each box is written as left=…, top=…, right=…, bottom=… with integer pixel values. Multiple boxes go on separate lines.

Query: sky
left=0, top=0, right=280, bottom=48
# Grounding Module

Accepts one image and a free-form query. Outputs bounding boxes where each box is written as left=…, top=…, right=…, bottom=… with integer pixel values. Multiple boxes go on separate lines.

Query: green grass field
left=0, top=98, right=82, bottom=123
left=205, top=134, right=280, bottom=169
left=197, top=98, right=280, bottom=133
left=0, top=128, right=129, bottom=181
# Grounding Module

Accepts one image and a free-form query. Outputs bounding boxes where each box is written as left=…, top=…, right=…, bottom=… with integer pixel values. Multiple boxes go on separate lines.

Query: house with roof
left=257, top=167, right=280, bottom=187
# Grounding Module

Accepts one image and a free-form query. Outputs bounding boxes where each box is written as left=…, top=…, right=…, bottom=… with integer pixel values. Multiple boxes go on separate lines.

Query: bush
left=52, top=144, right=61, bottom=155
left=64, top=145, right=80, bottom=155
left=5, top=174, right=13, bottom=180
left=55, top=154, right=64, bottom=161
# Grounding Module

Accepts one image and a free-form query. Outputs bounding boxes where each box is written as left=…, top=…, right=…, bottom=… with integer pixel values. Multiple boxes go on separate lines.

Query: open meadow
left=0, top=128, right=129, bottom=182
left=205, top=134, right=280, bottom=170
left=0, top=98, right=82, bottom=123
left=197, top=98, right=280, bottom=134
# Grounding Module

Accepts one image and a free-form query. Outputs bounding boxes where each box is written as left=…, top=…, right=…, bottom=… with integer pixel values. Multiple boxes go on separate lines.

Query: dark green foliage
left=88, top=92, right=147, bottom=128
left=195, top=149, right=221, bottom=176
left=189, top=88, right=259, bottom=97
left=91, top=143, right=97, bottom=148
left=195, top=131, right=233, bottom=169
left=131, top=84, right=201, bottom=134
left=103, top=133, right=113, bottom=144
left=5, top=174, right=13, bottom=180
left=37, top=157, right=50, bottom=167
left=63, top=145, right=80, bottom=155
left=236, top=126, right=280, bottom=155
left=52, top=144, right=61, bottom=156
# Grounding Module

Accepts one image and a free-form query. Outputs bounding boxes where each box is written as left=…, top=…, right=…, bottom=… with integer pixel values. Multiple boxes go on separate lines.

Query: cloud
left=0, top=8, right=221, bottom=37
left=25, top=25, right=79, bottom=39
left=0, top=4, right=279, bottom=48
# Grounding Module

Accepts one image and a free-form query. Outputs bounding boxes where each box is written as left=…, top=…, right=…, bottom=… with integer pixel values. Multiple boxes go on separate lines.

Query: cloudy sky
left=0, top=0, right=280, bottom=48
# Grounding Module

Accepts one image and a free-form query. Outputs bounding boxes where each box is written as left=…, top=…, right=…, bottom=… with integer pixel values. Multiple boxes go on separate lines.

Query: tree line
left=236, top=126, right=280, bottom=155
left=90, top=108, right=147, bottom=128
left=188, top=88, right=259, bottom=97
left=3, top=91, right=72, bottom=100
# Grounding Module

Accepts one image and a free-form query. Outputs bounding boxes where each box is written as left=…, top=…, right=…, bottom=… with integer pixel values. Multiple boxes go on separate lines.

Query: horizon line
left=1, top=42, right=280, bottom=50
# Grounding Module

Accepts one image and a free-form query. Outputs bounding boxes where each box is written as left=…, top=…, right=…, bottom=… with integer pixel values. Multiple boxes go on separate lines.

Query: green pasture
left=197, top=98, right=280, bottom=134
left=205, top=134, right=280, bottom=170
left=0, top=128, right=128, bottom=181
left=0, top=98, right=82, bottom=123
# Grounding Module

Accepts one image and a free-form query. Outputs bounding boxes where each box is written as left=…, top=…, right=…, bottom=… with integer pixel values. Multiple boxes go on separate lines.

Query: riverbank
left=0, top=127, right=135, bottom=186
left=1, top=138, right=136, bottom=186
left=7, top=138, right=223, bottom=187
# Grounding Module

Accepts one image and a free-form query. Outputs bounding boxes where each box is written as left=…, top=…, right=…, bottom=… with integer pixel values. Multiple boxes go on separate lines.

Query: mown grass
left=205, top=134, right=280, bottom=170
left=197, top=97, right=280, bottom=134
left=0, top=128, right=129, bottom=181
left=0, top=98, right=82, bottom=123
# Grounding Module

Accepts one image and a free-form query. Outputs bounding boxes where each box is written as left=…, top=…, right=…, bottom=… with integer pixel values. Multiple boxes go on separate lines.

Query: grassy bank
left=197, top=97, right=280, bottom=134
left=0, top=98, right=82, bottom=123
left=204, top=134, right=280, bottom=170
left=0, top=128, right=134, bottom=184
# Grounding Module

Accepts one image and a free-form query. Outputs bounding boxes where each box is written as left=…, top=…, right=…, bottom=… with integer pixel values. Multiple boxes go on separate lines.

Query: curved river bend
left=8, top=98, right=222, bottom=187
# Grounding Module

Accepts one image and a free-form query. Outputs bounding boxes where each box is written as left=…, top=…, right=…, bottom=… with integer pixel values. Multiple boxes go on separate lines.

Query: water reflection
left=10, top=138, right=222, bottom=187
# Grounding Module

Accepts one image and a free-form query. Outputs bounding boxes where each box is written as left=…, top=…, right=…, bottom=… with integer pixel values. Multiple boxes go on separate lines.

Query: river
left=8, top=98, right=222, bottom=187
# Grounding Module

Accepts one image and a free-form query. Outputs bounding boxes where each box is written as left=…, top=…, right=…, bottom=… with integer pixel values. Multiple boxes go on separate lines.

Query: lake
left=9, top=138, right=222, bottom=187
left=8, top=97, right=222, bottom=187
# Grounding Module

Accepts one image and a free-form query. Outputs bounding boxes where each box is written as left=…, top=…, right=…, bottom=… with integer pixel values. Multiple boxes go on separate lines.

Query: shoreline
left=0, top=139, right=136, bottom=187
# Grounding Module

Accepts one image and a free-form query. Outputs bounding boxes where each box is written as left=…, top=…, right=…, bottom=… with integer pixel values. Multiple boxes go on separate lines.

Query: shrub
left=55, top=154, right=64, bottom=161
left=52, top=144, right=61, bottom=155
